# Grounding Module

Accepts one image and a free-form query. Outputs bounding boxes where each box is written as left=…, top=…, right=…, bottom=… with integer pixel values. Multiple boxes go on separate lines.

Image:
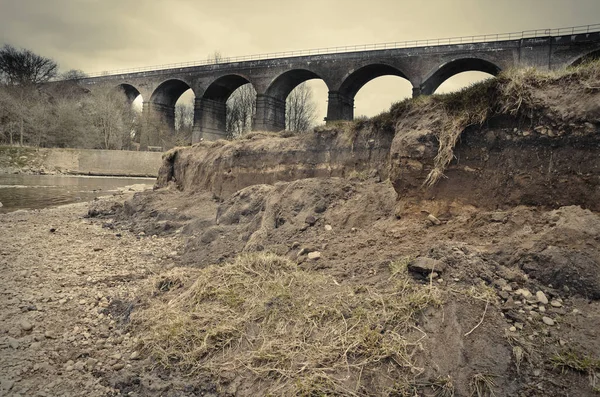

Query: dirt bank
left=2, top=63, right=600, bottom=396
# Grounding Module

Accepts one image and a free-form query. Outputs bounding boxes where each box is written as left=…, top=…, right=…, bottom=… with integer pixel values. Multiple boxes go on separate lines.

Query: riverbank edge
left=0, top=146, right=163, bottom=177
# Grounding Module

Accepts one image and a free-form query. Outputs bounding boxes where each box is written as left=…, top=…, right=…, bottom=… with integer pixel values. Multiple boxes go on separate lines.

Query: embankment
left=158, top=64, right=600, bottom=211
left=0, top=146, right=163, bottom=177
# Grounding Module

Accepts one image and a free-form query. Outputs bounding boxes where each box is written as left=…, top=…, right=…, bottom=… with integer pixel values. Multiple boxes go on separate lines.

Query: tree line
left=0, top=45, right=319, bottom=150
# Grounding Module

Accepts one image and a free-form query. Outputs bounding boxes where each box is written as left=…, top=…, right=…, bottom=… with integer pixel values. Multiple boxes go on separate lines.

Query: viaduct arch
left=81, top=27, right=600, bottom=145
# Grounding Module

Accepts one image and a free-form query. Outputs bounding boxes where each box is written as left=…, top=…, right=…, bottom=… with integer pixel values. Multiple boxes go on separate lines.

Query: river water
left=0, top=174, right=155, bottom=214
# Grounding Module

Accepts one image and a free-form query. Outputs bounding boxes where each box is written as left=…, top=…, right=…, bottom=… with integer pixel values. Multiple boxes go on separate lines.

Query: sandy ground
left=0, top=191, right=181, bottom=397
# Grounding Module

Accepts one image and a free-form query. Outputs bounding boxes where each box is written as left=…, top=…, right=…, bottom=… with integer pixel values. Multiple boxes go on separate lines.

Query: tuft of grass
left=551, top=350, right=600, bottom=374
left=469, top=373, right=496, bottom=397
left=387, top=59, right=600, bottom=186
left=551, top=350, right=600, bottom=392
left=132, top=252, right=442, bottom=395
left=389, top=257, right=412, bottom=278
left=432, top=375, right=455, bottom=397
left=346, top=169, right=369, bottom=182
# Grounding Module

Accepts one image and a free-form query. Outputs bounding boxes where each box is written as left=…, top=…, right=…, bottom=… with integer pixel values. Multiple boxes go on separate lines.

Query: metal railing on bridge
left=83, top=23, right=600, bottom=78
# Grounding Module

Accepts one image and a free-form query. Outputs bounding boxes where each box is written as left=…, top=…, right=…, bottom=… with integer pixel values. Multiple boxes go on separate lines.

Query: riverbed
left=0, top=174, right=155, bottom=214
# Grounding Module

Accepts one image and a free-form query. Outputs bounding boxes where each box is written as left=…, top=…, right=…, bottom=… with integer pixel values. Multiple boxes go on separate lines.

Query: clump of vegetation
left=132, top=252, right=442, bottom=395
left=551, top=349, right=600, bottom=392
left=551, top=349, right=600, bottom=374
left=469, top=373, right=497, bottom=397
left=387, top=59, right=600, bottom=186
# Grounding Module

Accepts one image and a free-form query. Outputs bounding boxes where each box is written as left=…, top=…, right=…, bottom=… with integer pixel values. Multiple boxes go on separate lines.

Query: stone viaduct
left=79, top=25, right=600, bottom=143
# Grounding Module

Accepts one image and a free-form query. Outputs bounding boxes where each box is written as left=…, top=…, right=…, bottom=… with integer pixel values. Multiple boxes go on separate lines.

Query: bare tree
left=0, top=45, right=58, bottom=85
left=60, top=69, right=88, bottom=82
left=175, top=101, right=194, bottom=131
left=85, top=84, right=136, bottom=149
left=286, top=82, right=317, bottom=133
left=226, top=84, right=256, bottom=137
left=208, top=51, right=226, bottom=64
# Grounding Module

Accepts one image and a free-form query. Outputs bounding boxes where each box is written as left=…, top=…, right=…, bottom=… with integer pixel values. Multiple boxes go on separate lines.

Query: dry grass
left=388, top=59, right=600, bottom=186
left=132, top=252, right=442, bottom=395
left=469, top=373, right=496, bottom=397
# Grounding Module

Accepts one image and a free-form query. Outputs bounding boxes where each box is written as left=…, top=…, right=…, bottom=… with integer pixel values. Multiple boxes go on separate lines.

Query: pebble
left=509, top=326, right=517, bottom=332
left=515, top=289, right=532, bottom=299
left=324, top=224, right=333, bottom=231
left=307, top=251, right=321, bottom=260
left=542, top=316, right=555, bottom=326
left=112, top=363, right=125, bottom=370
left=515, top=322, right=524, bottom=330
left=44, top=331, right=57, bottom=339
left=74, top=361, right=85, bottom=371
left=129, top=351, right=140, bottom=360
left=85, top=358, right=98, bottom=370
left=426, top=214, right=442, bottom=226
left=550, top=300, right=562, bottom=308
left=20, top=320, right=33, bottom=331
left=536, top=291, right=548, bottom=305
left=538, top=305, right=546, bottom=313
left=7, top=337, right=19, bottom=349
left=572, top=309, right=581, bottom=315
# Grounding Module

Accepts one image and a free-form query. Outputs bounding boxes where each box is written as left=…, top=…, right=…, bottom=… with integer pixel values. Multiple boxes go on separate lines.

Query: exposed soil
left=2, top=64, right=600, bottom=396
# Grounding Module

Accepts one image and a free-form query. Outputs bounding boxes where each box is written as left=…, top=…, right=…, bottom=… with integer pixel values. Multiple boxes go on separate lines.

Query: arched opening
left=570, top=49, right=600, bottom=67
left=200, top=74, right=253, bottom=140
left=226, top=83, right=256, bottom=138
left=287, top=79, right=329, bottom=132
left=262, top=69, right=329, bottom=132
left=150, top=79, right=192, bottom=108
left=422, top=58, right=501, bottom=95
left=116, top=84, right=143, bottom=149
left=145, top=79, right=193, bottom=148
left=335, top=63, right=411, bottom=121
left=174, top=89, right=195, bottom=146
left=435, top=71, right=496, bottom=94
left=353, top=76, right=413, bottom=118
left=204, top=74, right=251, bottom=102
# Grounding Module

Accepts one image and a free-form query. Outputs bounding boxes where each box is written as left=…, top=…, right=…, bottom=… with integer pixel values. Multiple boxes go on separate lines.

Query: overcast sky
left=1, top=0, right=599, bottom=119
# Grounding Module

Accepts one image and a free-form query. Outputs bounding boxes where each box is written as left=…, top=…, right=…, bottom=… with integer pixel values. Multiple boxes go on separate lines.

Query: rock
left=515, top=289, right=533, bottom=299
left=307, top=251, right=321, bottom=260
left=429, top=272, right=439, bottom=279
left=7, top=337, right=19, bottom=349
left=539, top=305, right=546, bottom=313
left=305, top=216, right=316, bottom=226
left=0, top=201, right=3, bottom=208
left=30, top=342, right=41, bottom=349
left=550, top=300, right=562, bottom=308
left=44, top=331, right=57, bottom=339
left=20, top=320, right=33, bottom=332
left=408, top=257, right=445, bottom=275
left=509, top=326, right=517, bottom=332
left=426, top=214, right=442, bottom=226
left=572, top=309, right=581, bottom=315
left=129, top=351, right=140, bottom=360
left=73, top=361, right=85, bottom=371
left=112, top=363, right=125, bottom=371
left=324, top=224, right=333, bottom=231
left=490, top=212, right=508, bottom=222
left=542, top=316, right=555, bottom=326
left=291, top=241, right=300, bottom=249
left=536, top=291, right=549, bottom=305
left=85, top=358, right=98, bottom=370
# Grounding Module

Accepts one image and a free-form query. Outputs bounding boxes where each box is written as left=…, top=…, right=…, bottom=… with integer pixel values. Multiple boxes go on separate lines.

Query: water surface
left=0, top=174, right=154, bottom=214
